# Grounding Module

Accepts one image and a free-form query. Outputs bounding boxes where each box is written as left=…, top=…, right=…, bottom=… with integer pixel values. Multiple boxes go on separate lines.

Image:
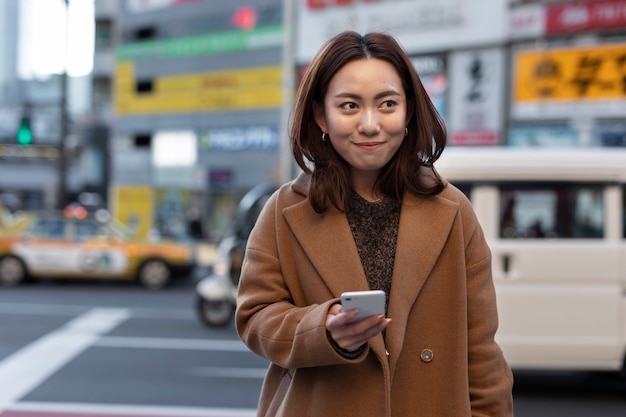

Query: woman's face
left=314, top=58, right=408, bottom=184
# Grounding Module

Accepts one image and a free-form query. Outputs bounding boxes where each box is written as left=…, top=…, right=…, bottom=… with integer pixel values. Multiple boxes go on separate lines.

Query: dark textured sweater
left=346, top=191, right=401, bottom=313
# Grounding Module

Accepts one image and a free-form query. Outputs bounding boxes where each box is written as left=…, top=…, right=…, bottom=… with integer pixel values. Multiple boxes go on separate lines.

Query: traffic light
left=17, top=117, right=33, bottom=146
left=16, top=117, right=33, bottom=146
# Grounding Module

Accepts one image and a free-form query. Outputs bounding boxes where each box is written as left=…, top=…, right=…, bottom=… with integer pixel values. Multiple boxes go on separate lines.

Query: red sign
left=451, top=130, right=499, bottom=146
left=546, top=0, right=626, bottom=35
left=231, top=6, right=257, bottom=30
left=306, top=0, right=381, bottom=10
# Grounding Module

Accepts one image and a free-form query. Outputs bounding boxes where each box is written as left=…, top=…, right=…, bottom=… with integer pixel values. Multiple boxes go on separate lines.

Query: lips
left=355, top=142, right=383, bottom=150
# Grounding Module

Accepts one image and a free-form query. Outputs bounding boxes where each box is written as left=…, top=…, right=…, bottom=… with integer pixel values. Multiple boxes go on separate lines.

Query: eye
left=340, top=102, right=357, bottom=110
left=380, top=100, right=397, bottom=109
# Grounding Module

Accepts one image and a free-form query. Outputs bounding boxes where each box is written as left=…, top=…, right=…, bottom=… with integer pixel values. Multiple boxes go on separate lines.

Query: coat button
left=420, top=349, right=433, bottom=363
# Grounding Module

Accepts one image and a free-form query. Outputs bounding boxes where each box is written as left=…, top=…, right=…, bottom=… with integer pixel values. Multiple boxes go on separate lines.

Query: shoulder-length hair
left=291, top=31, right=446, bottom=214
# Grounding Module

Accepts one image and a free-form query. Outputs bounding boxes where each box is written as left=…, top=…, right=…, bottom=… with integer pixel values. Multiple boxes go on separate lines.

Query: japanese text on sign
left=514, top=43, right=626, bottom=102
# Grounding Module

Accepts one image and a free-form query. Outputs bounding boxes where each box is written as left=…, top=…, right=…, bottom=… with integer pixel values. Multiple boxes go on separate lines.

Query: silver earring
left=404, top=128, right=408, bottom=137
left=322, top=132, right=327, bottom=142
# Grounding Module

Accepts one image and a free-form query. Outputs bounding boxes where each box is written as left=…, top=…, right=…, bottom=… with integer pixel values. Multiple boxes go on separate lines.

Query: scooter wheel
left=195, top=296, right=235, bottom=327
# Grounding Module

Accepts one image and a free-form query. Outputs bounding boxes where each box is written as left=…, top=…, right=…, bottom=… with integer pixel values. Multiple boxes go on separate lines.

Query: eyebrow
left=332, top=90, right=402, bottom=100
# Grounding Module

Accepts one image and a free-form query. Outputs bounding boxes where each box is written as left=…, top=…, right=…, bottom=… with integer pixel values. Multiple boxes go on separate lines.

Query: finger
left=348, top=313, right=386, bottom=329
left=328, top=303, right=343, bottom=315
left=332, top=316, right=387, bottom=348
left=345, top=317, right=391, bottom=344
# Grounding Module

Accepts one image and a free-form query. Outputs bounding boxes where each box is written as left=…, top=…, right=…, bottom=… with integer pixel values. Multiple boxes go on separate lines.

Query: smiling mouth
left=356, top=142, right=383, bottom=150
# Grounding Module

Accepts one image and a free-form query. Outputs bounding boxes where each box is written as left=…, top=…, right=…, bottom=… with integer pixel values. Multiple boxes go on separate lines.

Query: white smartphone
left=341, top=290, right=386, bottom=323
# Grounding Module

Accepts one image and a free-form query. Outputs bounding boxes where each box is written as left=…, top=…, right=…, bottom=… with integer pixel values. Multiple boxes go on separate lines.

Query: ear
left=313, top=102, right=327, bottom=133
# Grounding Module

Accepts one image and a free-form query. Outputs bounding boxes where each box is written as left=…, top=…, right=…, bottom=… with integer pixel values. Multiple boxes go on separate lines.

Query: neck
left=350, top=169, right=381, bottom=202
left=352, top=184, right=384, bottom=203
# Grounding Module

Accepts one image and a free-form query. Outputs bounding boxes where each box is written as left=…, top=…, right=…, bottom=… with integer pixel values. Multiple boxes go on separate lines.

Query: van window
left=499, top=182, right=604, bottom=239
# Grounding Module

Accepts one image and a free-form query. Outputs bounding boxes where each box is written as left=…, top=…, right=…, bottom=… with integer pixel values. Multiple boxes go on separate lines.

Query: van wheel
left=138, top=259, right=170, bottom=290
left=195, top=296, right=235, bottom=327
left=0, top=256, right=26, bottom=287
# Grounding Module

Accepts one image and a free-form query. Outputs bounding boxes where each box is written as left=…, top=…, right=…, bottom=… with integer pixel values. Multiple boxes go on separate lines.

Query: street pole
left=279, top=0, right=295, bottom=183
left=57, top=0, right=69, bottom=210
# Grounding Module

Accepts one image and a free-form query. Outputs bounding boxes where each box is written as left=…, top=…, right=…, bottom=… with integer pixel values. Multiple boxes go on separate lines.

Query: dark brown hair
left=291, top=31, right=446, bottom=213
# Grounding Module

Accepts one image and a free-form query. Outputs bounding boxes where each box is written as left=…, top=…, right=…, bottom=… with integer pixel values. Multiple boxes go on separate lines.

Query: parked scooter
left=195, top=183, right=277, bottom=327
left=195, top=235, right=240, bottom=326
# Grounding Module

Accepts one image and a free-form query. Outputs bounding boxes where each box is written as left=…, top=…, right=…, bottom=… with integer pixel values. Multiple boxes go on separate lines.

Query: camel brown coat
left=236, top=173, right=514, bottom=417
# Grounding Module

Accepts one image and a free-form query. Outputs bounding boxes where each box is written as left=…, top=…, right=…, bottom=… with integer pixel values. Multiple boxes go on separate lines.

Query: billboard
left=114, top=64, right=282, bottom=114
left=410, top=55, right=448, bottom=120
left=512, top=42, right=626, bottom=120
left=449, top=48, right=505, bottom=146
left=296, top=0, right=507, bottom=63
left=546, top=1, right=626, bottom=36
left=509, top=1, right=626, bottom=39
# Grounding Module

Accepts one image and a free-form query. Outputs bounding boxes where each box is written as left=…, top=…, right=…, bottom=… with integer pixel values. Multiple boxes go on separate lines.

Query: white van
left=435, top=147, right=626, bottom=372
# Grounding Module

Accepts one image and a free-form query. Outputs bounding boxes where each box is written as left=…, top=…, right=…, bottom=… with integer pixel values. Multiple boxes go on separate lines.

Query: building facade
left=112, top=0, right=284, bottom=240
left=509, top=0, right=626, bottom=148
left=0, top=1, right=58, bottom=212
left=296, top=0, right=626, bottom=149
left=0, top=0, right=111, bottom=214
left=108, top=0, right=626, bottom=241
left=5, top=0, right=621, bottom=241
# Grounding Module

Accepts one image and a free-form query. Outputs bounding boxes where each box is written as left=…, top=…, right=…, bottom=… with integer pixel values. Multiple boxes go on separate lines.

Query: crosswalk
left=2, top=402, right=256, bottom=417
left=0, top=307, right=260, bottom=417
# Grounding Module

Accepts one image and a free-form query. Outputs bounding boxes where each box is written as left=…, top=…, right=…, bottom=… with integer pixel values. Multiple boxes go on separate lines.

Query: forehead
left=328, top=58, right=404, bottom=93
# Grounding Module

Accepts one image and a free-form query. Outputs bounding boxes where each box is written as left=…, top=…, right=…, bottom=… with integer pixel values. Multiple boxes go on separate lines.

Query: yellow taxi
left=0, top=208, right=196, bottom=289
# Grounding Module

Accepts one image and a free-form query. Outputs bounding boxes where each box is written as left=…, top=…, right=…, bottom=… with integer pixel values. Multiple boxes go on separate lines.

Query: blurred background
left=0, top=0, right=624, bottom=243
left=0, top=1, right=626, bottom=416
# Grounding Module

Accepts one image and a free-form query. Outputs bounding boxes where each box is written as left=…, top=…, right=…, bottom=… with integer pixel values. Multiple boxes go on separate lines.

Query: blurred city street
left=0, top=0, right=626, bottom=415
left=1, top=282, right=626, bottom=416
left=0, top=281, right=266, bottom=417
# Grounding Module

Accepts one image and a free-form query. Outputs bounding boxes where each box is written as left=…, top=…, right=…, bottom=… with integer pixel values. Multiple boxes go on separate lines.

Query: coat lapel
left=283, top=200, right=369, bottom=298
left=282, top=195, right=388, bottom=362
left=385, top=191, right=459, bottom=373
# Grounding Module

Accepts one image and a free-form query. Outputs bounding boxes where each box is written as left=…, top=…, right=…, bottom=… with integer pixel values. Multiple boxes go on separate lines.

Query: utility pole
left=279, top=0, right=296, bottom=183
left=57, top=0, right=69, bottom=210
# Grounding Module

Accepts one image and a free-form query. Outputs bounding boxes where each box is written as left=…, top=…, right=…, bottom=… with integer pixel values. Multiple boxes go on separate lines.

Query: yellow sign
left=110, top=186, right=155, bottom=239
left=114, top=64, right=282, bottom=114
left=514, top=43, right=626, bottom=102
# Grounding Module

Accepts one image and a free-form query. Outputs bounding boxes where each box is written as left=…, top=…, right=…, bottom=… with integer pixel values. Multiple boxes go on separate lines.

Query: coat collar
left=285, top=174, right=367, bottom=296
left=284, top=172, right=458, bottom=369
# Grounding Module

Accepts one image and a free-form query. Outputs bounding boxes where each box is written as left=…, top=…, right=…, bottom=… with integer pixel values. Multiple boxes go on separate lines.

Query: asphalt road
left=1, top=279, right=625, bottom=417
left=0, top=279, right=267, bottom=417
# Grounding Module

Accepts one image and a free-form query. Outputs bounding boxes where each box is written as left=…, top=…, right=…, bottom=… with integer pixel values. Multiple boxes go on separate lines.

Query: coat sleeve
left=235, top=192, right=369, bottom=369
left=458, top=193, right=514, bottom=417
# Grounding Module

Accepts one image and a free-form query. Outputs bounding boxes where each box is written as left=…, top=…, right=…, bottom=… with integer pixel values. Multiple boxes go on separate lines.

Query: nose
left=358, top=108, right=380, bottom=136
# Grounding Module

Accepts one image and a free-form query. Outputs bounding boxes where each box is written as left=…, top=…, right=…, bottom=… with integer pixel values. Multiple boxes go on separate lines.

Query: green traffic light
left=17, top=118, right=33, bottom=146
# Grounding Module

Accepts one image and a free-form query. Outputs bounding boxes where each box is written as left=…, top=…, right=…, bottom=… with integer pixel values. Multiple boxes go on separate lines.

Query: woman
left=236, top=31, right=514, bottom=416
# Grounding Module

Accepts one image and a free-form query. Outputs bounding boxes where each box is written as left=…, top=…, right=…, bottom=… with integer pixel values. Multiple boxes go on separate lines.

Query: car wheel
left=0, top=256, right=26, bottom=287
left=195, top=296, right=235, bottom=327
left=138, top=259, right=170, bottom=290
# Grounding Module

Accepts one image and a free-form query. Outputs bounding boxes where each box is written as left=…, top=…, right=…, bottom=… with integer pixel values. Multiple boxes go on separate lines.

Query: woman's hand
left=326, top=303, right=391, bottom=352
